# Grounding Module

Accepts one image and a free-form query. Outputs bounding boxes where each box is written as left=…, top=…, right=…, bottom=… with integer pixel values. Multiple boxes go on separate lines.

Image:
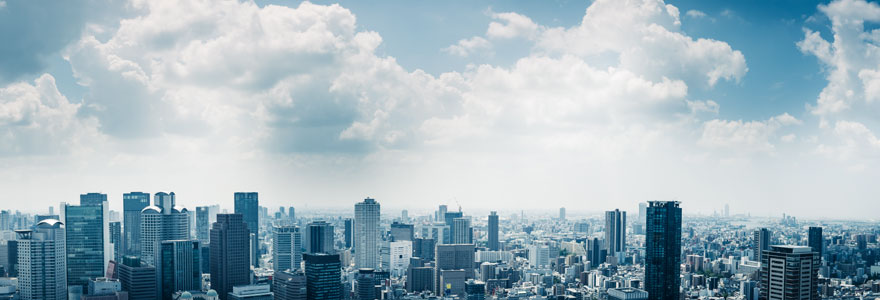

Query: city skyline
left=3, top=0, right=880, bottom=218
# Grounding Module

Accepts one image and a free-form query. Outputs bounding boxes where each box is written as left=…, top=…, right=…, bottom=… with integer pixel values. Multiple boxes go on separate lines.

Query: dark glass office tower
left=604, top=209, right=626, bottom=255
left=196, top=206, right=211, bottom=244
left=808, top=227, right=823, bottom=260
left=234, top=192, right=259, bottom=268
left=644, top=201, right=681, bottom=300
left=343, top=218, right=352, bottom=249
left=444, top=211, right=463, bottom=244
left=390, top=222, right=414, bottom=242
left=118, top=256, right=157, bottom=300
left=65, top=194, right=110, bottom=293
left=305, top=221, right=334, bottom=254
left=753, top=228, right=771, bottom=262
left=160, top=240, right=201, bottom=300
left=110, top=221, right=122, bottom=263
left=487, top=212, right=499, bottom=251
left=304, top=253, right=342, bottom=300
left=123, top=192, right=151, bottom=257
left=210, top=214, right=251, bottom=300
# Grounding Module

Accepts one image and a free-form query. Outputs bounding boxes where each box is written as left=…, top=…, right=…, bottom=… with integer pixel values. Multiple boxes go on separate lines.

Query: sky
left=1, top=0, right=880, bottom=219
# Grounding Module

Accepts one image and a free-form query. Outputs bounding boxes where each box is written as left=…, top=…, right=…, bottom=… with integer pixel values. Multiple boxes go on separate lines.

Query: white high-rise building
left=18, top=219, right=67, bottom=300
left=140, top=192, right=190, bottom=266
left=273, top=226, right=303, bottom=272
left=355, top=198, right=380, bottom=269
left=389, top=241, right=412, bottom=276
left=529, top=244, right=550, bottom=268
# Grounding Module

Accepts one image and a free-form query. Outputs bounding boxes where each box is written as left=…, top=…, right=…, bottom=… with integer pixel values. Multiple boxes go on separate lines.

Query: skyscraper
left=605, top=209, right=626, bottom=256
left=356, top=268, right=378, bottom=300
left=586, top=237, right=604, bottom=267
left=63, top=194, right=111, bottom=293
left=210, top=214, right=251, bottom=300
left=559, top=207, right=566, bottom=220
left=437, top=205, right=447, bottom=222
left=759, top=245, right=819, bottom=300
left=444, top=211, right=463, bottom=244
left=390, top=222, right=414, bottom=242
left=159, top=240, right=201, bottom=300
left=487, top=212, right=499, bottom=251
left=273, top=269, right=306, bottom=300
left=273, top=226, right=303, bottom=272
left=123, top=193, right=151, bottom=257
left=196, top=206, right=211, bottom=244
left=118, top=256, right=157, bottom=300
left=644, top=201, right=681, bottom=300
left=638, top=203, right=647, bottom=225
left=17, top=219, right=67, bottom=300
left=343, top=218, right=352, bottom=249
left=434, top=244, right=475, bottom=295
left=140, top=192, right=190, bottom=266
left=808, top=227, right=823, bottom=260
left=354, top=198, right=380, bottom=269
left=753, top=228, right=771, bottom=262
left=234, top=192, right=259, bottom=268
left=303, top=253, right=342, bottom=300
left=305, top=221, right=334, bottom=254
left=110, top=221, right=122, bottom=263
left=452, top=218, right=473, bottom=244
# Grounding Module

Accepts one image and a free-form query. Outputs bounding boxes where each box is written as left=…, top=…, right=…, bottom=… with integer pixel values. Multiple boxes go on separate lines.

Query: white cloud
left=442, top=36, right=492, bottom=57
left=486, top=12, right=540, bottom=40
left=685, top=9, right=707, bottom=18
left=699, top=113, right=801, bottom=154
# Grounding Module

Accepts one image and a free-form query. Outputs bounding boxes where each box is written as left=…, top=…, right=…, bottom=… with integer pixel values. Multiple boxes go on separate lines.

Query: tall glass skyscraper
left=644, top=201, right=681, bottom=300
left=753, top=228, right=771, bottom=262
left=305, top=221, right=334, bottom=254
left=110, top=221, right=122, bottom=263
left=234, top=192, right=259, bottom=268
left=196, top=206, right=210, bottom=244
left=303, top=253, right=342, bottom=300
left=354, top=198, right=380, bottom=269
left=210, top=214, right=251, bottom=300
left=17, top=219, right=67, bottom=300
left=140, top=192, right=190, bottom=266
left=123, top=192, right=151, bottom=257
left=159, top=240, right=201, bottom=300
left=604, top=209, right=626, bottom=256
left=63, top=193, right=111, bottom=294
left=343, top=218, right=352, bottom=249
left=487, top=212, right=499, bottom=251
left=808, top=226, right=823, bottom=260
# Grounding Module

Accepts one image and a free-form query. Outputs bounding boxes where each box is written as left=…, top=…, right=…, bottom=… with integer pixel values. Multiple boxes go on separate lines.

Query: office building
left=160, top=240, right=201, bottom=300
left=529, top=244, right=550, bottom=267
left=741, top=280, right=758, bottom=300
left=638, top=203, right=647, bottom=225
left=644, top=201, right=681, bottom=300
left=412, top=238, right=435, bottom=261
left=196, top=207, right=211, bottom=244
left=759, top=245, right=819, bottom=300
left=605, top=209, right=626, bottom=256
left=228, top=284, right=272, bottom=300
left=118, top=256, right=156, bottom=300
left=356, top=268, right=378, bottom=300
left=273, top=270, right=306, bottom=300
left=607, top=288, right=648, bottom=300
left=273, top=226, right=302, bottom=272
left=140, top=192, right=190, bottom=266
left=434, top=244, right=475, bottom=294
left=487, top=212, right=499, bottom=251
left=390, top=222, right=414, bottom=242
left=753, top=228, right=771, bottom=262
left=407, top=266, right=433, bottom=293
left=452, top=218, right=472, bottom=244
left=305, top=221, right=334, bottom=254
left=210, top=214, right=251, bottom=300
left=17, top=219, right=67, bottom=300
left=443, top=211, right=463, bottom=244
left=110, top=221, right=122, bottom=263
left=63, top=194, right=112, bottom=293
left=559, top=207, right=566, bottom=220
left=354, top=198, right=380, bottom=269
left=808, top=227, right=823, bottom=260
left=465, top=280, right=486, bottom=300
left=389, top=241, right=412, bottom=276
left=123, top=192, right=151, bottom=257
left=233, top=192, right=259, bottom=268
left=303, top=253, right=342, bottom=300
left=343, top=219, right=352, bottom=249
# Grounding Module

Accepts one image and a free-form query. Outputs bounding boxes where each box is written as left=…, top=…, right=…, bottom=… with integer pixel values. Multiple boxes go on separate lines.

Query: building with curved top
left=17, top=219, right=67, bottom=300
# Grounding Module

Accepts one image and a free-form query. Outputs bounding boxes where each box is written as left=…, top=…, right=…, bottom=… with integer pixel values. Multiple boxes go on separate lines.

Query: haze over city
left=2, top=0, right=880, bottom=218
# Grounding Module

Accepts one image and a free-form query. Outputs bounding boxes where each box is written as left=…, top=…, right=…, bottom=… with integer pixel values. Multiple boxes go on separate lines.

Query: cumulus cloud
left=486, top=12, right=541, bottom=40
left=685, top=10, right=708, bottom=19
left=442, top=36, right=492, bottom=57
left=699, top=113, right=801, bottom=154
left=0, top=74, right=101, bottom=155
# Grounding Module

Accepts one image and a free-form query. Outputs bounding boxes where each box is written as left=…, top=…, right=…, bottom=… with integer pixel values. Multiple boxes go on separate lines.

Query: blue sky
left=2, top=0, right=880, bottom=218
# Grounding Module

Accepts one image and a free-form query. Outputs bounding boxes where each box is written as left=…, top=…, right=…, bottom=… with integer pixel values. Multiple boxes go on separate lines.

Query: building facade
left=210, top=214, right=251, bottom=300
left=354, top=198, right=380, bottom=269
left=644, top=201, right=681, bottom=300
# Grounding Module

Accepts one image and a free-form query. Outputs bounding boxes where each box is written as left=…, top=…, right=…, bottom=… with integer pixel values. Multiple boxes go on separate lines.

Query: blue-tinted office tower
left=304, top=253, right=342, bottom=300
left=808, top=227, right=823, bottom=260
left=644, top=201, right=681, bottom=300
left=306, top=221, right=334, bottom=254
left=487, top=212, right=499, bottom=251
left=196, top=206, right=211, bottom=244
left=344, top=219, right=352, bottom=249
left=110, top=221, right=122, bottom=263
left=118, top=256, right=157, bottom=300
left=210, top=214, right=251, bottom=300
left=123, top=192, right=151, bottom=257
left=160, top=240, right=201, bottom=300
left=234, top=192, right=259, bottom=268
left=63, top=193, right=112, bottom=294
